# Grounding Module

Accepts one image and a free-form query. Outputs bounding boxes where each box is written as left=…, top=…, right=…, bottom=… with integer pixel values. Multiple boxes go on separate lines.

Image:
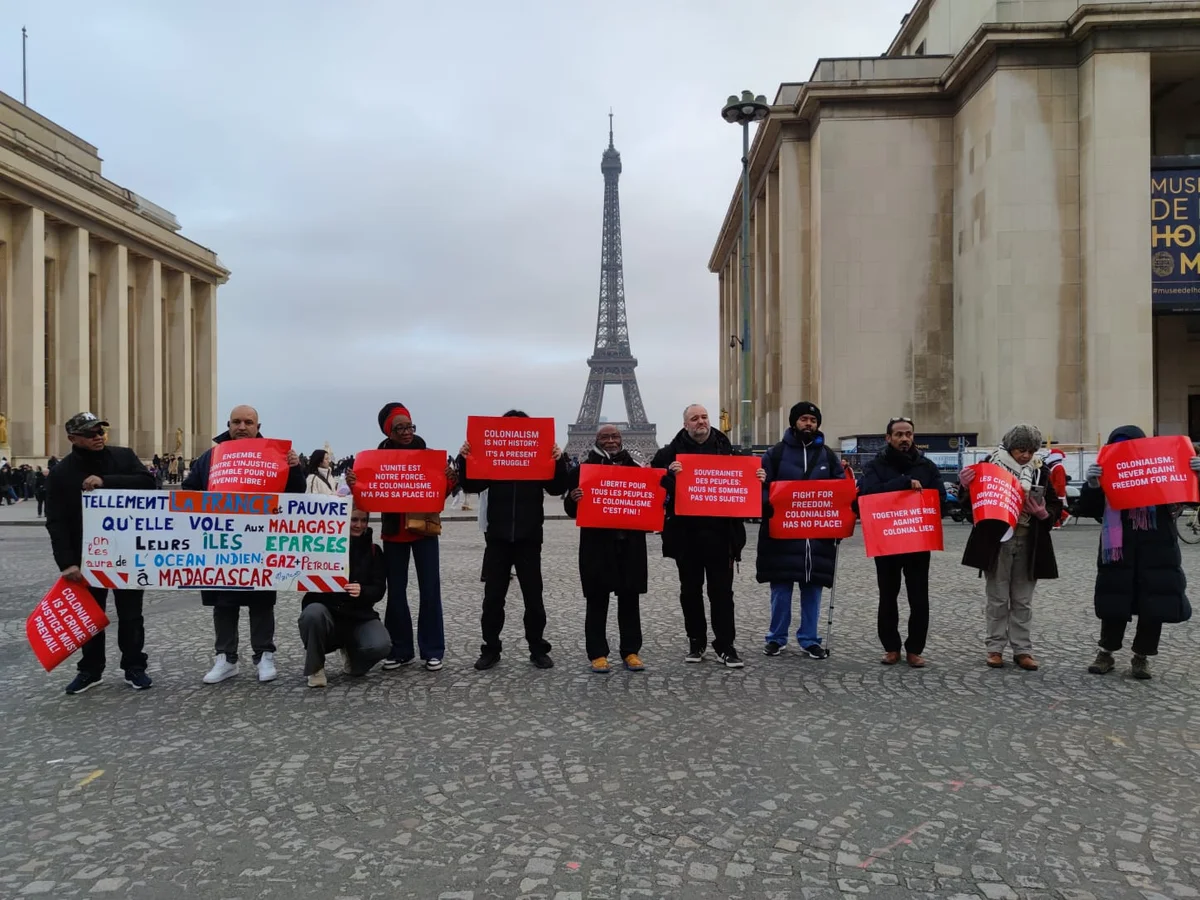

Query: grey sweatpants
left=984, top=535, right=1037, bottom=655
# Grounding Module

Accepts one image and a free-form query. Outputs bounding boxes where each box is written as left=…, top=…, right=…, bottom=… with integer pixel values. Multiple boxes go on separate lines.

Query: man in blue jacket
left=858, top=417, right=946, bottom=667
left=757, top=402, right=843, bottom=659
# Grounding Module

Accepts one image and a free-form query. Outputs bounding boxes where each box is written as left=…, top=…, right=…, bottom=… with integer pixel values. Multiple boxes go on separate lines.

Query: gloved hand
left=1191, top=455, right=1200, bottom=474
left=1024, top=493, right=1049, bottom=520
left=958, top=467, right=976, bottom=488
left=1086, top=464, right=1102, bottom=488
left=762, top=501, right=775, bottom=519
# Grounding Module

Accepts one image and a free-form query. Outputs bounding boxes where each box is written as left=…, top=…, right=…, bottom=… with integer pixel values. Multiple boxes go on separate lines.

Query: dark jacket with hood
left=45, top=444, right=156, bottom=571
left=456, top=454, right=570, bottom=544
left=651, top=427, right=748, bottom=562
left=756, top=428, right=844, bottom=587
left=1075, top=425, right=1193, bottom=624
left=301, top=527, right=386, bottom=624
left=183, top=430, right=307, bottom=608
left=563, top=447, right=649, bottom=596
left=961, top=459, right=1061, bottom=580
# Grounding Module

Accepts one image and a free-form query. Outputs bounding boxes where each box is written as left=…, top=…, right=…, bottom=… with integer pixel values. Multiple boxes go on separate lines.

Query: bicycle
left=1179, top=504, right=1200, bottom=545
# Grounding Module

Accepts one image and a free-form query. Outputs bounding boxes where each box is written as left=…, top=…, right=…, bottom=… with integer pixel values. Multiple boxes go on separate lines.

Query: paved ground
left=1, top=514, right=1198, bottom=900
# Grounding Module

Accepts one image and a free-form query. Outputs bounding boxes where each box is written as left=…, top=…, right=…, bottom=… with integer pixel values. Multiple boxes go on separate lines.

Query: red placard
left=208, top=438, right=291, bottom=492
left=859, top=489, right=944, bottom=558
left=673, top=454, right=762, bottom=518
left=26, top=578, right=110, bottom=672
left=767, top=472, right=857, bottom=539
left=1098, top=435, right=1199, bottom=510
left=465, top=416, right=556, bottom=481
left=968, top=463, right=1024, bottom=527
left=575, top=464, right=667, bottom=532
left=352, top=449, right=448, bottom=513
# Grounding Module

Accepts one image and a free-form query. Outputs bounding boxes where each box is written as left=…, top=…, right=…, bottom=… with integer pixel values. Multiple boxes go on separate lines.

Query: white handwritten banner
left=81, top=490, right=350, bottom=592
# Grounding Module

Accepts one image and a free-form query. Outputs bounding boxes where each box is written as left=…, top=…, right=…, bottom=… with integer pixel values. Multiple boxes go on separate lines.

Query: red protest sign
left=575, top=464, right=667, bottom=531
left=674, top=455, right=762, bottom=518
left=768, top=473, right=857, bottom=539
left=465, top=416, right=556, bottom=481
left=208, top=438, right=291, bottom=492
left=1098, top=435, right=1200, bottom=510
left=968, top=463, right=1024, bottom=527
left=352, top=449, right=448, bottom=513
left=859, top=489, right=944, bottom=558
left=26, top=578, right=110, bottom=672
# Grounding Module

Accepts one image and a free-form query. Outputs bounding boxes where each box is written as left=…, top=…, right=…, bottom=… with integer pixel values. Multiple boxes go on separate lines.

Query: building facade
left=711, top=0, right=1200, bottom=452
left=0, top=90, right=228, bottom=464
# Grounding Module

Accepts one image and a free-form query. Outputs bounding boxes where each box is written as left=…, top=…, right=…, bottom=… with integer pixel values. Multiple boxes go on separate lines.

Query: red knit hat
left=378, top=402, right=411, bottom=435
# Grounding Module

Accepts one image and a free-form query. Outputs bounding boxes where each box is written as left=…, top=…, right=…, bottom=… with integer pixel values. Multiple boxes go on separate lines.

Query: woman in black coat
left=563, top=426, right=648, bottom=673
left=1077, top=425, right=1198, bottom=680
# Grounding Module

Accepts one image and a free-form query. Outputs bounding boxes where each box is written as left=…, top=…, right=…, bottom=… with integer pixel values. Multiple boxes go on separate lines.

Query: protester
left=858, top=417, right=947, bottom=667
left=0, top=464, right=17, bottom=504
left=1078, top=425, right=1199, bottom=679
left=344, top=402, right=455, bottom=672
left=305, top=449, right=339, bottom=495
left=297, top=506, right=391, bottom=687
left=34, top=466, right=47, bottom=516
left=183, top=405, right=305, bottom=684
left=563, top=424, right=647, bottom=673
left=457, top=410, right=570, bottom=670
left=959, top=424, right=1061, bottom=670
left=757, top=402, right=843, bottom=659
left=652, top=404, right=765, bottom=668
left=45, top=412, right=157, bottom=694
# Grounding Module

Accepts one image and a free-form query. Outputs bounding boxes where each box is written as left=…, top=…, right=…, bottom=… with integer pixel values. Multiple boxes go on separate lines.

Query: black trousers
left=875, top=552, right=931, bottom=655
left=78, top=587, right=147, bottom=676
left=585, top=590, right=642, bottom=660
left=297, top=603, right=391, bottom=675
left=1099, top=617, right=1163, bottom=657
left=480, top=537, right=550, bottom=656
left=213, top=605, right=275, bottom=665
left=674, top=531, right=736, bottom=654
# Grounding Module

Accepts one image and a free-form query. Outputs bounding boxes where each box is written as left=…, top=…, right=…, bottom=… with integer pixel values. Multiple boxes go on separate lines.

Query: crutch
left=823, top=540, right=842, bottom=655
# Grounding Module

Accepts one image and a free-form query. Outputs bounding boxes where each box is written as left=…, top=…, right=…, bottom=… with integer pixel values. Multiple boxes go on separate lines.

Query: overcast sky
left=5, top=0, right=907, bottom=458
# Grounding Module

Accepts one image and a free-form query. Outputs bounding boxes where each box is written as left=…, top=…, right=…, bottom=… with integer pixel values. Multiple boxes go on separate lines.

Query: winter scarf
left=1100, top=425, right=1157, bottom=564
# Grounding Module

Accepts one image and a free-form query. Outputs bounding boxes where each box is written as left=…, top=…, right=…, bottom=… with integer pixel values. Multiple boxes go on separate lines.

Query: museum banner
left=80, top=490, right=350, bottom=592
left=1151, top=167, right=1200, bottom=313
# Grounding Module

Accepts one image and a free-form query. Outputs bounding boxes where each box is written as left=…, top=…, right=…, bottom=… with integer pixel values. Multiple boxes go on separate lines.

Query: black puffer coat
left=1075, top=425, right=1193, bottom=624
left=563, top=448, right=649, bottom=596
left=651, top=427, right=748, bottom=562
left=756, top=429, right=844, bottom=586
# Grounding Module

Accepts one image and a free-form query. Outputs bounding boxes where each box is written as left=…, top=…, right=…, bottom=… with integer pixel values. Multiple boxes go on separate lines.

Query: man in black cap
left=45, top=412, right=157, bottom=694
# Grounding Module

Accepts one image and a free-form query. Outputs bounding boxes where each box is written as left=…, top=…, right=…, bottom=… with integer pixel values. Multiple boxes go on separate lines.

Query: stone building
left=711, top=0, right=1200, bottom=450
left=0, top=90, right=228, bottom=464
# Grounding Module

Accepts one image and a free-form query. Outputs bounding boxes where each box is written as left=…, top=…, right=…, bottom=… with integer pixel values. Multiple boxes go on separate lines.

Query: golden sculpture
left=0, top=412, right=7, bottom=446
left=175, top=427, right=183, bottom=453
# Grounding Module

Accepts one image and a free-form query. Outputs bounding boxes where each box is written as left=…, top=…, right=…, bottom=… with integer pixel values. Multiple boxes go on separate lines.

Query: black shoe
left=763, top=641, right=783, bottom=657
left=530, top=653, right=554, bottom=670
left=801, top=644, right=829, bottom=660
left=474, top=650, right=501, bottom=671
left=717, top=648, right=745, bottom=669
left=1087, top=650, right=1115, bottom=675
left=685, top=645, right=707, bottom=664
left=124, top=670, right=153, bottom=690
left=65, top=672, right=102, bottom=695
left=1131, top=654, right=1152, bottom=680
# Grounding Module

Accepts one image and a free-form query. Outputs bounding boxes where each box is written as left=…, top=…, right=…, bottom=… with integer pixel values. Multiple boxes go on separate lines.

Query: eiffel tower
left=567, top=115, right=658, bottom=460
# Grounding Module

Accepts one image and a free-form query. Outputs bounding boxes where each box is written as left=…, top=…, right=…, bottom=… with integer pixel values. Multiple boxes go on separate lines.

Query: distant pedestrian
left=305, top=449, right=339, bottom=495
left=34, top=466, right=47, bottom=516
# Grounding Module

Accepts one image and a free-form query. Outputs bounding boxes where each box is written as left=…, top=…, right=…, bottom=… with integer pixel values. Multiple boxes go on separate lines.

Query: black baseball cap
left=65, top=412, right=109, bottom=435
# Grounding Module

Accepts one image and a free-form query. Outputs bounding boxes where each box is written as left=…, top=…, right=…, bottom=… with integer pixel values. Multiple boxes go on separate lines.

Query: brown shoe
left=906, top=653, right=927, bottom=668
left=880, top=651, right=901, bottom=665
left=1014, top=654, right=1039, bottom=671
left=986, top=653, right=1004, bottom=668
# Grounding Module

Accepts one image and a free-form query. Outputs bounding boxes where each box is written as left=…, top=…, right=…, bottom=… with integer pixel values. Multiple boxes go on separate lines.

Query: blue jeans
left=766, top=582, right=823, bottom=648
left=383, top=538, right=444, bottom=661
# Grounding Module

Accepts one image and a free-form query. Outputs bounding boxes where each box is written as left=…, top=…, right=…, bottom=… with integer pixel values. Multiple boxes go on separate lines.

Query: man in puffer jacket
left=757, top=402, right=844, bottom=660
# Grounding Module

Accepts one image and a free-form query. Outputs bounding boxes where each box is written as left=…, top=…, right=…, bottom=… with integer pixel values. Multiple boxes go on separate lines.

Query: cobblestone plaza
left=1, top=517, right=1198, bottom=899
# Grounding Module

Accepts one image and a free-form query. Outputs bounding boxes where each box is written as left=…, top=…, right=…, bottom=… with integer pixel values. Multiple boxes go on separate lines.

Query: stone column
left=777, top=139, right=812, bottom=408
left=97, top=242, right=130, bottom=445
left=10, top=205, right=45, bottom=458
left=752, top=192, right=768, bottom=444
left=133, top=257, right=163, bottom=458
left=165, top=270, right=193, bottom=461
left=56, top=226, right=90, bottom=458
left=1079, top=51, right=1153, bottom=442
left=192, top=281, right=218, bottom=445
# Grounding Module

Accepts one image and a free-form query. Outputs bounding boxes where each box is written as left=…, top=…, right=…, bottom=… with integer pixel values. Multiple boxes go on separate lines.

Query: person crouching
left=296, top=506, right=391, bottom=687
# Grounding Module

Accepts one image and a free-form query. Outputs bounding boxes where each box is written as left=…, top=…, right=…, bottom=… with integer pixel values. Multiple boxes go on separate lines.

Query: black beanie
left=789, top=401, right=822, bottom=428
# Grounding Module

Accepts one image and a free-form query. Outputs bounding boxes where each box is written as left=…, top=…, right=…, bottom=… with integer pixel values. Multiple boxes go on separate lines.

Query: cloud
left=5, top=0, right=909, bottom=455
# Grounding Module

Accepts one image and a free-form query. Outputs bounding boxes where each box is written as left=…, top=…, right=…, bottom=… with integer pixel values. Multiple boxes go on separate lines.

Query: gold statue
left=0, top=412, right=7, bottom=446
left=175, top=427, right=183, bottom=453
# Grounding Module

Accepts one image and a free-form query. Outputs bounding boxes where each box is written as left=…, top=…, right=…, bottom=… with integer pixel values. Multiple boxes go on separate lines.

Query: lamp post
left=722, top=90, right=769, bottom=451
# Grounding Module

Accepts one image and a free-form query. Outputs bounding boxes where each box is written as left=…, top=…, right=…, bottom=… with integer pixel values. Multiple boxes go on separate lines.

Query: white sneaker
left=256, top=651, right=278, bottom=682
left=203, top=654, right=238, bottom=684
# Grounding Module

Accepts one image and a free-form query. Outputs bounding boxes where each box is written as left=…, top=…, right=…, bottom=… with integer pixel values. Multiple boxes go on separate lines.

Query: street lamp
left=722, top=90, right=769, bottom=451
